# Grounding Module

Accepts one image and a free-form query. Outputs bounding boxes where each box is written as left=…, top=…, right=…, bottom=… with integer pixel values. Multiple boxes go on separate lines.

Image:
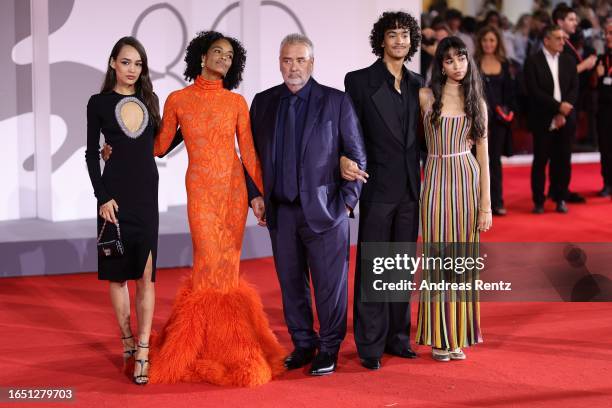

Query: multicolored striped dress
left=415, top=109, right=483, bottom=349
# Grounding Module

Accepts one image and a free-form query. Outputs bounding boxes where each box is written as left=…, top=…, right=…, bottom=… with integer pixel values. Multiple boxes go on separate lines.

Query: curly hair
left=430, top=36, right=486, bottom=141
left=369, top=11, right=421, bottom=61
left=183, top=31, right=246, bottom=90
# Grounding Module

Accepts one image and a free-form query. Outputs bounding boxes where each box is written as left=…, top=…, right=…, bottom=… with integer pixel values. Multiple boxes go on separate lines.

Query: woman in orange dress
left=148, top=31, right=285, bottom=386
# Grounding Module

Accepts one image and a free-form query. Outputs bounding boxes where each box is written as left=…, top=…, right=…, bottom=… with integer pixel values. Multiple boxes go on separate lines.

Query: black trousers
left=353, top=192, right=419, bottom=359
left=598, top=104, right=612, bottom=187
left=531, top=124, right=572, bottom=205
left=488, top=121, right=507, bottom=209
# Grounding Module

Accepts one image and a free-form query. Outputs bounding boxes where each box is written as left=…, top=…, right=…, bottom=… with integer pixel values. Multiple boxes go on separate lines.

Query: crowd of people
left=421, top=1, right=612, bottom=214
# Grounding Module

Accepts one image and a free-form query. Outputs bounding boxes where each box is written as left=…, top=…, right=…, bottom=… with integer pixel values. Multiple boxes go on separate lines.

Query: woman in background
left=475, top=26, right=516, bottom=216
left=85, top=36, right=159, bottom=385
left=512, top=14, right=532, bottom=66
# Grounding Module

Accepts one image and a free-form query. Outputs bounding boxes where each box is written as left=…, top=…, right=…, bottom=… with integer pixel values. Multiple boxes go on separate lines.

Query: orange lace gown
left=148, top=76, right=285, bottom=386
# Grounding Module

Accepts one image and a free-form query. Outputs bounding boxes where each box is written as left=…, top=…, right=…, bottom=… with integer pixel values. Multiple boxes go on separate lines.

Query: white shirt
left=543, top=47, right=562, bottom=102
left=543, top=47, right=562, bottom=130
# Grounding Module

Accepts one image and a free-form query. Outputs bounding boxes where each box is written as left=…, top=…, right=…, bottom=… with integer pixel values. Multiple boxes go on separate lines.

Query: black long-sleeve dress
left=85, top=92, right=159, bottom=282
left=482, top=61, right=515, bottom=210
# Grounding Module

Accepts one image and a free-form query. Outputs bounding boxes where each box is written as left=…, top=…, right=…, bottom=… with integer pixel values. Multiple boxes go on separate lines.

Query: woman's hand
left=477, top=209, right=492, bottom=232
left=100, top=143, right=112, bottom=161
left=340, top=156, right=369, bottom=182
left=99, top=199, right=119, bottom=224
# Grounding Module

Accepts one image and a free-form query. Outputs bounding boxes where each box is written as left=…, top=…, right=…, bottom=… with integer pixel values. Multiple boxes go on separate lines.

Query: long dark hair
left=430, top=36, right=486, bottom=141
left=100, top=36, right=160, bottom=130
left=474, top=25, right=507, bottom=64
left=183, top=31, right=247, bottom=90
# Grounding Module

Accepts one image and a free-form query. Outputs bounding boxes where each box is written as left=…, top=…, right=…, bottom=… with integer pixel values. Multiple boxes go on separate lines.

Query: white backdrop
left=1, top=0, right=421, bottom=223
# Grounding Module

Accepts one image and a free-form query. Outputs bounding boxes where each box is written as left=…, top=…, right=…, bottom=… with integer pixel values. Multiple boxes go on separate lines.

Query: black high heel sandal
left=121, top=335, right=137, bottom=362
left=133, top=342, right=150, bottom=385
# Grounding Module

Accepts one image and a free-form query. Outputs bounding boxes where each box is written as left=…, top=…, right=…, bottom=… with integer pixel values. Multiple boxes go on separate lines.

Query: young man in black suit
left=524, top=24, right=578, bottom=214
left=341, top=11, right=423, bottom=370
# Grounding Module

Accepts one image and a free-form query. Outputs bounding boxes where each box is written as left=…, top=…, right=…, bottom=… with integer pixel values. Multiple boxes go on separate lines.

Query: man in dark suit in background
left=342, top=11, right=424, bottom=370
left=553, top=3, right=597, bottom=202
left=524, top=24, right=578, bottom=214
left=246, top=33, right=366, bottom=376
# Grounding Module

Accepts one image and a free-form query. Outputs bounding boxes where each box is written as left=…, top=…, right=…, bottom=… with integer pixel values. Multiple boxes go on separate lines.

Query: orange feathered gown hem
left=148, top=277, right=285, bottom=386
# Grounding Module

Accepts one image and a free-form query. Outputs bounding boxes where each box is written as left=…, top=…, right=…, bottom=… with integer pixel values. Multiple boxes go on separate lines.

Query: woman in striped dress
left=416, top=36, right=492, bottom=362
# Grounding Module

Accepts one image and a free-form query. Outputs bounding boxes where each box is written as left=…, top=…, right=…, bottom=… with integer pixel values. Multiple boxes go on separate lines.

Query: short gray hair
left=279, top=33, right=314, bottom=58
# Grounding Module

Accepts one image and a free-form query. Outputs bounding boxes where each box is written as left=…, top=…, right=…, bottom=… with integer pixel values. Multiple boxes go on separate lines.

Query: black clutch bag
left=97, top=220, right=124, bottom=258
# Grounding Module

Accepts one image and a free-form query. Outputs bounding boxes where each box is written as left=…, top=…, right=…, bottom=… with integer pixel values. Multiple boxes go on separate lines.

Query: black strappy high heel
left=121, top=335, right=137, bottom=362
left=133, top=342, right=150, bottom=385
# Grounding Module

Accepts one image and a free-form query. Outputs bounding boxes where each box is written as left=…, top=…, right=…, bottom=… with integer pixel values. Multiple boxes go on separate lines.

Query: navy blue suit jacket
left=246, top=79, right=366, bottom=233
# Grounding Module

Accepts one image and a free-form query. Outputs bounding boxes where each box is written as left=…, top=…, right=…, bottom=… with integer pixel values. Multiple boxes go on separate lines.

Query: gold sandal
left=432, top=348, right=450, bottom=362
left=449, top=348, right=466, bottom=360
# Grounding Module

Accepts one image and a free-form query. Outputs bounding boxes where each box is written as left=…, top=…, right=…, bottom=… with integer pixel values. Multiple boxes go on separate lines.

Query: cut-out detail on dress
left=115, top=97, right=149, bottom=139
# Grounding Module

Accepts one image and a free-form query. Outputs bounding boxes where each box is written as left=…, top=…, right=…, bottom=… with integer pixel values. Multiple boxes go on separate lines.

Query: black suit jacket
left=246, top=79, right=366, bottom=233
left=523, top=49, right=578, bottom=134
left=344, top=59, right=424, bottom=203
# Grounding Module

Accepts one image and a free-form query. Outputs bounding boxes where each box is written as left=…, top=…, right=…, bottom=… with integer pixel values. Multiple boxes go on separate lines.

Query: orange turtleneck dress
left=148, top=76, right=286, bottom=386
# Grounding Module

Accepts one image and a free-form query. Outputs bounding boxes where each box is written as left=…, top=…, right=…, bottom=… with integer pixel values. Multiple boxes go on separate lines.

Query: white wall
left=1, top=0, right=421, bottom=222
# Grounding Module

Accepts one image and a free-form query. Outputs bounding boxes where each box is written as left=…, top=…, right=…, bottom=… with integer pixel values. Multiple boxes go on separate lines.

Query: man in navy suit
left=246, top=33, right=366, bottom=376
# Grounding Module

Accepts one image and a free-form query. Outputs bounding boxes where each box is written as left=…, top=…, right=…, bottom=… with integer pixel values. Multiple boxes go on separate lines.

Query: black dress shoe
left=492, top=207, right=507, bottom=216
left=556, top=200, right=568, bottom=213
left=532, top=204, right=544, bottom=214
left=309, top=352, right=337, bottom=376
left=385, top=347, right=417, bottom=359
left=566, top=192, right=586, bottom=203
left=360, top=357, right=381, bottom=370
left=598, top=186, right=610, bottom=197
left=284, top=347, right=316, bottom=370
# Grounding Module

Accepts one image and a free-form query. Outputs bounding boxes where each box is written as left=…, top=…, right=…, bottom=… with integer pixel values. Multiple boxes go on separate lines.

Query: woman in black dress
left=85, top=37, right=160, bottom=384
left=475, top=26, right=516, bottom=216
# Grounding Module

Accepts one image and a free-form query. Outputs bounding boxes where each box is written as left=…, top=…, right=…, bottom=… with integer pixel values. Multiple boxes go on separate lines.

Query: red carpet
left=1, top=163, right=611, bottom=407
left=484, top=163, right=612, bottom=242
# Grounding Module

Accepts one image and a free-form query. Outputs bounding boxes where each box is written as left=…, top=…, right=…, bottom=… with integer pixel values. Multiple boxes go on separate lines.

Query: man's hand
left=596, top=60, right=605, bottom=78
left=100, top=143, right=113, bottom=161
left=553, top=114, right=567, bottom=129
left=251, top=196, right=266, bottom=227
left=559, top=102, right=573, bottom=116
left=340, top=156, right=368, bottom=183
left=577, top=54, right=598, bottom=73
